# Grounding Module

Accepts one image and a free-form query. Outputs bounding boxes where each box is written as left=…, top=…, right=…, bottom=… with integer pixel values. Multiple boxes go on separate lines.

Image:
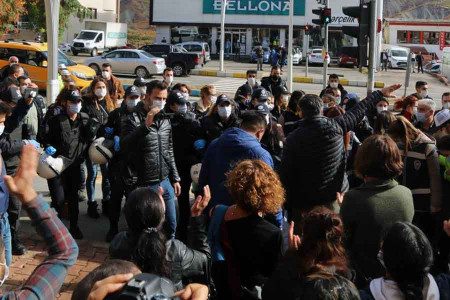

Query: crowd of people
left=0, top=55, right=450, bottom=300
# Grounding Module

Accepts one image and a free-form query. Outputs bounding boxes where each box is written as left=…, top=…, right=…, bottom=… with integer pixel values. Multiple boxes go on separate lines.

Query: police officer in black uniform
left=165, top=90, right=202, bottom=241
left=104, top=85, right=142, bottom=242
left=44, top=88, right=99, bottom=239
left=2, top=86, right=37, bottom=255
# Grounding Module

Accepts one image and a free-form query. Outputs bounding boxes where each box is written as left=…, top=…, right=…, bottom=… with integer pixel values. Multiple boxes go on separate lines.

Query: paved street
left=69, top=56, right=448, bottom=106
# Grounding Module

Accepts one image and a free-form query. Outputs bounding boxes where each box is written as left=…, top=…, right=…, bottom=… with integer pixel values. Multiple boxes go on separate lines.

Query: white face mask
left=323, top=103, right=329, bottom=109
left=330, top=82, right=339, bottom=89
left=218, top=106, right=232, bottom=119
left=140, top=87, right=147, bottom=96
left=95, top=88, right=107, bottom=98
left=267, top=103, right=274, bottom=110
left=164, top=76, right=174, bottom=85
left=210, top=96, right=217, bottom=104
left=444, top=103, right=450, bottom=110
left=69, top=102, right=82, bottom=114
left=265, top=115, right=270, bottom=125
left=335, top=97, right=341, bottom=105
left=178, top=104, right=188, bottom=114
left=153, top=100, right=166, bottom=110
left=377, top=106, right=388, bottom=114
left=0, top=125, right=5, bottom=135
left=421, top=90, right=428, bottom=98
left=20, top=85, right=27, bottom=95
left=282, top=95, right=289, bottom=103
left=102, top=71, right=110, bottom=79
left=413, top=106, right=418, bottom=115
left=182, top=93, right=190, bottom=101
left=127, top=99, right=140, bottom=109
left=248, top=77, right=257, bottom=87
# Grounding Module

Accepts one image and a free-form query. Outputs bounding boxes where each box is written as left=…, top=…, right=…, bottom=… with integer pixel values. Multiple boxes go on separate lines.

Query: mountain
left=384, top=0, right=450, bottom=19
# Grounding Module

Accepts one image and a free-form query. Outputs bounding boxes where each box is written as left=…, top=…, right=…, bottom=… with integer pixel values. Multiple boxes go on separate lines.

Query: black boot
left=105, top=222, right=118, bottom=243
left=87, top=201, right=100, bottom=219
left=11, top=233, right=26, bottom=256
left=69, top=225, right=84, bottom=240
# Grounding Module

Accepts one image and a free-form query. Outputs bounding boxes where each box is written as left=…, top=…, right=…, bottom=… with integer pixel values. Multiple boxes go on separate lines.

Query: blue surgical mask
left=416, top=112, right=427, bottom=123
left=323, top=103, right=329, bottom=109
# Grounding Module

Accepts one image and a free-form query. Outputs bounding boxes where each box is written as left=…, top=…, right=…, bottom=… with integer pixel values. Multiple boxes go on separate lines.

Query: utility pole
left=305, top=34, right=309, bottom=77
left=376, top=0, right=383, bottom=70
left=287, top=0, right=294, bottom=92
left=322, top=0, right=329, bottom=91
left=44, top=0, right=60, bottom=104
left=367, top=0, right=377, bottom=93
left=220, top=0, right=227, bottom=72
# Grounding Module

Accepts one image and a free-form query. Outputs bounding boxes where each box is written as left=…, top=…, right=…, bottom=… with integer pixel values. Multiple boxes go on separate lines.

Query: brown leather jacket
left=109, top=75, right=125, bottom=105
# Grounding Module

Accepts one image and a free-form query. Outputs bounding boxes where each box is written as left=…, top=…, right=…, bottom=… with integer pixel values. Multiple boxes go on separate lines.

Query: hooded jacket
left=198, top=127, right=273, bottom=209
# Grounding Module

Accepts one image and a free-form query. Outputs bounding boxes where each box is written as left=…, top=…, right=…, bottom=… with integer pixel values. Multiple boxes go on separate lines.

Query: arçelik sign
left=203, top=0, right=306, bottom=16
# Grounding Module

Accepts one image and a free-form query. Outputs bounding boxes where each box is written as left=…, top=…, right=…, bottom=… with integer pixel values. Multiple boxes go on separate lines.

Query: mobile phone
left=23, top=87, right=38, bottom=99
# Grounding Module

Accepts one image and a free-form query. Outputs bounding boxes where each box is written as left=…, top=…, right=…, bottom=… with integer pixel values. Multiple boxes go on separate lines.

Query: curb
left=190, top=69, right=385, bottom=88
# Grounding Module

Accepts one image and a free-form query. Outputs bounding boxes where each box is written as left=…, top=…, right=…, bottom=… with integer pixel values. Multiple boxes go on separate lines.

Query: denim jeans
left=0, top=213, right=12, bottom=266
left=148, top=178, right=176, bottom=239
left=86, top=159, right=111, bottom=202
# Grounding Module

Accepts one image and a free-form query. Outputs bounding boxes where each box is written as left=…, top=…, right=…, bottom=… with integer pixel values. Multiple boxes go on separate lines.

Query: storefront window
left=410, top=31, right=420, bottom=44
left=397, top=31, right=408, bottom=44
left=423, top=32, right=439, bottom=45
left=251, top=29, right=280, bottom=48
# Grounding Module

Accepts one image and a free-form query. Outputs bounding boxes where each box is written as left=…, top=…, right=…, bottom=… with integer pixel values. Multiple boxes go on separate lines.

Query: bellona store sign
left=203, top=0, right=306, bottom=16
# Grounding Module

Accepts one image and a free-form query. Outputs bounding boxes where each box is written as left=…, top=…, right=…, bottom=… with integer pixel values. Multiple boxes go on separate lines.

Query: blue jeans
left=149, top=178, right=176, bottom=239
left=0, top=213, right=12, bottom=266
left=86, top=159, right=111, bottom=202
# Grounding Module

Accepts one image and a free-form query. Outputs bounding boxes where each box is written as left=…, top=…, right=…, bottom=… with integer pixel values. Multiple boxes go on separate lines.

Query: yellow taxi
left=0, top=40, right=96, bottom=90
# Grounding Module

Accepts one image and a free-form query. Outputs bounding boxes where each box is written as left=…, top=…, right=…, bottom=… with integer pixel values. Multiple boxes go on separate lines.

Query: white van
left=382, top=45, right=409, bottom=69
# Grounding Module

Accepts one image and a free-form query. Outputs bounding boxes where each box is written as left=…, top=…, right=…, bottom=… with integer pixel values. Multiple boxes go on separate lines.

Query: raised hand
left=191, top=185, right=211, bottom=217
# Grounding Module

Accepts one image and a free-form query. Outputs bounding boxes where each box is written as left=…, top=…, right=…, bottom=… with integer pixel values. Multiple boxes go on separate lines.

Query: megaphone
left=88, top=137, right=114, bottom=164
left=190, top=163, right=202, bottom=185
left=37, top=152, right=71, bottom=179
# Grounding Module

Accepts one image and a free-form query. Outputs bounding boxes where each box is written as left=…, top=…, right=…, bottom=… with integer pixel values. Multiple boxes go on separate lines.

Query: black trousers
left=6, top=166, right=20, bottom=236
left=177, top=164, right=193, bottom=242
left=108, top=162, right=134, bottom=226
left=418, top=62, right=424, bottom=73
left=48, top=163, right=82, bottom=227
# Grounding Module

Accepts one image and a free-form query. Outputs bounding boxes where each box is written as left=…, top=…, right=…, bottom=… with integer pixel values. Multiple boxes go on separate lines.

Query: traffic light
left=312, top=8, right=323, bottom=26
left=323, top=8, right=332, bottom=24
left=305, top=25, right=310, bottom=35
left=342, top=2, right=371, bottom=67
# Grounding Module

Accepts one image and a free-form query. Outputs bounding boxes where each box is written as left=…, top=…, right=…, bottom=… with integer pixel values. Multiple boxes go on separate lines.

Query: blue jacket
left=0, top=159, right=9, bottom=215
left=199, top=127, right=273, bottom=209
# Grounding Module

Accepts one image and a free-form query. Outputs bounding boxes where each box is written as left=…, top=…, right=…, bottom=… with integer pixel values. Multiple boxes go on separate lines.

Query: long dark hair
left=87, top=76, right=115, bottom=111
left=374, top=111, right=396, bottom=135
left=383, top=222, right=433, bottom=300
left=296, top=207, right=348, bottom=277
left=124, top=188, right=169, bottom=278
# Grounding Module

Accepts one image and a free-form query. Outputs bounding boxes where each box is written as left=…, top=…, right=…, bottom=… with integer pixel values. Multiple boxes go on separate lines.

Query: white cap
left=61, top=69, right=71, bottom=76
left=58, top=64, right=66, bottom=69
left=435, top=109, right=450, bottom=127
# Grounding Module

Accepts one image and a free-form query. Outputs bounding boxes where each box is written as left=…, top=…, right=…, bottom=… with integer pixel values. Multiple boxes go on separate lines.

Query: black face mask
left=271, top=75, right=280, bottom=82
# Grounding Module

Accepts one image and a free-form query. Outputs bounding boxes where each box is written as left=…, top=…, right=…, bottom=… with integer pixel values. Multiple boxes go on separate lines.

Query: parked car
left=292, top=49, right=303, bottom=65
left=176, top=42, right=211, bottom=64
left=0, top=40, right=95, bottom=90
left=84, top=49, right=166, bottom=78
left=429, top=63, right=441, bottom=74
left=339, top=54, right=357, bottom=68
left=250, top=47, right=271, bottom=63
left=139, top=43, right=201, bottom=76
left=309, top=48, right=330, bottom=65
left=59, top=43, right=72, bottom=54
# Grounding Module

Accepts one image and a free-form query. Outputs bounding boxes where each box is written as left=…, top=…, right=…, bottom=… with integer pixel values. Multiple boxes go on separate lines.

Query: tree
left=0, top=0, right=26, bottom=37
left=24, top=0, right=91, bottom=41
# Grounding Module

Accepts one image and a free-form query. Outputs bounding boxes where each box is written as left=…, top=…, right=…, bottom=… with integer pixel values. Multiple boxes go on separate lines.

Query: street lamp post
left=220, top=0, right=227, bottom=72
left=44, top=0, right=60, bottom=104
left=287, top=0, right=294, bottom=92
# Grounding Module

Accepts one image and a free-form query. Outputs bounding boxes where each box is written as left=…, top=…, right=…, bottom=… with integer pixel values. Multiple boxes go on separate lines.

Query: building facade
left=62, top=0, right=120, bottom=43
left=150, top=0, right=359, bottom=57
left=385, top=19, right=450, bottom=59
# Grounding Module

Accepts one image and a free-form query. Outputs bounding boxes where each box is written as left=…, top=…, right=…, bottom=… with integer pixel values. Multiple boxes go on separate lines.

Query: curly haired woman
left=208, top=159, right=285, bottom=300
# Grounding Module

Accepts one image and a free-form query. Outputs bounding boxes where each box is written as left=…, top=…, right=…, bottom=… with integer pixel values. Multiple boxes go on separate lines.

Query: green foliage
left=0, top=0, right=26, bottom=37
left=25, top=0, right=92, bottom=41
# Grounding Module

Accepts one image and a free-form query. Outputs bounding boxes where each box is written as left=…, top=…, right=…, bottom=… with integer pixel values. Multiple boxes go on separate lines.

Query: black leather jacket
left=109, top=215, right=211, bottom=290
left=121, top=102, right=180, bottom=185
